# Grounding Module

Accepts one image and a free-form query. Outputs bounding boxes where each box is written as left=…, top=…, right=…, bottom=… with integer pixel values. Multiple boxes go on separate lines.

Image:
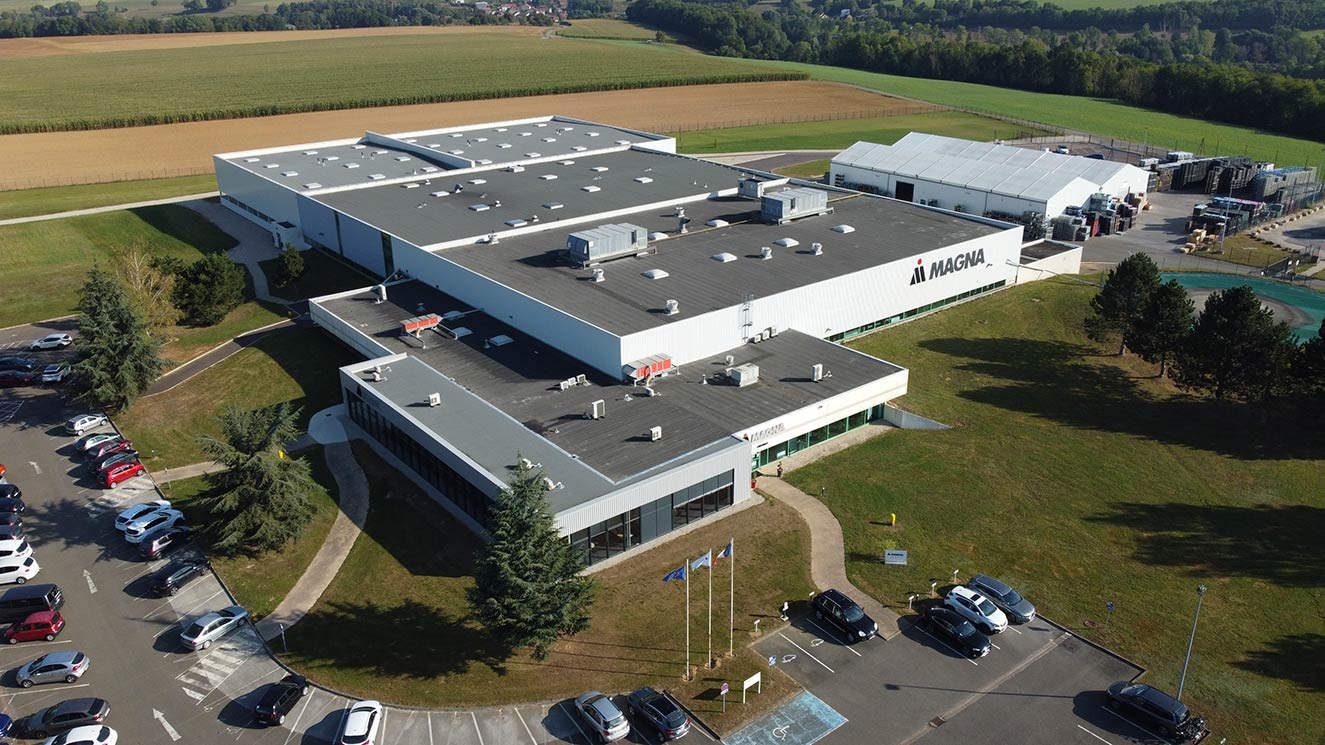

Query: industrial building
left=215, top=117, right=1077, bottom=567
left=831, top=133, right=1151, bottom=221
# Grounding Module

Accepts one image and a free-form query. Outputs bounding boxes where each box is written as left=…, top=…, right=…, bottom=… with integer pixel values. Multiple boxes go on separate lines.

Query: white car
left=76, top=433, right=119, bottom=454
left=64, top=415, right=107, bottom=436
left=0, top=538, right=32, bottom=563
left=30, top=334, right=72, bottom=351
left=180, top=606, right=249, bottom=650
left=39, top=364, right=69, bottom=384
left=123, top=509, right=183, bottom=544
left=0, top=556, right=39, bottom=585
left=115, top=500, right=171, bottom=532
left=38, top=724, right=117, bottom=745
left=945, top=585, right=1009, bottom=634
left=337, top=700, right=382, bottom=745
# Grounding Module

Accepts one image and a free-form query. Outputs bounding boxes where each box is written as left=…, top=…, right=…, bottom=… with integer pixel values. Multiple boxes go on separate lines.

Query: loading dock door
left=896, top=181, right=915, bottom=202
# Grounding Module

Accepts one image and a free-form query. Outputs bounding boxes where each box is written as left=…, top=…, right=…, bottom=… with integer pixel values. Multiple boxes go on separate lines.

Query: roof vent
left=707, top=219, right=729, bottom=228
left=760, top=246, right=773, bottom=260
left=664, top=299, right=679, bottom=315
left=539, top=174, right=558, bottom=181
left=507, top=165, right=525, bottom=173
left=542, top=477, right=563, bottom=491
left=649, top=426, right=663, bottom=442
left=649, top=231, right=668, bottom=241
left=302, top=150, right=318, bottom=156
left=343, top=163, right=360, bottom=169
left=712, top=252, right=737, bottom=263
left=812, top=363, right=832, bottom=382
left=642, top=269, right=669, bottom=280
left=394, top=156, right=411, bottom=162
left=635, top=177, right=654, bottom=184
left=281, top=171, right=298, bottom=177
left=469, top=179, right=487, bottom=185
left=368, top=174, right=385, bottom=180
left=302, top=183, right=322, bottom=190
left=812, top=242, right=824, bottom=255
left=581, top=185, right=601, bottom=193
left=831, top=224, right=856, bottom=234
left=591, top=166, right=609, bottom=172
left=774, top=237, right=799, bottom=248
left=588, top=399, right=606, bottom=420
left=591, top=268, right=605, bottom=283
left=427, top=392, right=442, bottom=407
left=727, top=363, right=760, bottom=387
left=543, top=202, right=563, bottom=210
left=402, top=183, right=420, bottom=189
left=487, top=334, right=514, bottom=347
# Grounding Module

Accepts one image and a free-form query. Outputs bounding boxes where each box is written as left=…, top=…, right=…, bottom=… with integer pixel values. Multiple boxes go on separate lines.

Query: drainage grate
left=929, top=716, right=948, bottom=728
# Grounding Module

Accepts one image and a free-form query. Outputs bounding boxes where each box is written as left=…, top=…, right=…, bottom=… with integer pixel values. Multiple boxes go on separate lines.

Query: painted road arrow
left=153, top=709, right=181, bottom=741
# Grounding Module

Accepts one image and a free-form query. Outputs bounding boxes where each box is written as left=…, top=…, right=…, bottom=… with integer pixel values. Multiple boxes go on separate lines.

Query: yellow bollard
left=889, top=512, right=897, bottom=526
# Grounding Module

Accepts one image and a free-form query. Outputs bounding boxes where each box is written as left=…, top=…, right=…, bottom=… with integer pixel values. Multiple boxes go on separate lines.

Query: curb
left=1036, top=614, right=1148, bottom=677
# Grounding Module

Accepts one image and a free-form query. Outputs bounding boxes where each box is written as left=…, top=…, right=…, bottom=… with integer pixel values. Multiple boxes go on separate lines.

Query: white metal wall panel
left=309, top=299, right=393, bottom=360
left=214, top=158, right=297, bottom=228
left=736, top=367, right=909, bottom=452
left=297, top=196, right=341, bottom=254
left=339, top=214, right=389, bottom=276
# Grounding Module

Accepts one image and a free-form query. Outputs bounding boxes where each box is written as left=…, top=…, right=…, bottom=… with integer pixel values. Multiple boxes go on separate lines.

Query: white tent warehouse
left=831, top=133, right=1151, bottom=220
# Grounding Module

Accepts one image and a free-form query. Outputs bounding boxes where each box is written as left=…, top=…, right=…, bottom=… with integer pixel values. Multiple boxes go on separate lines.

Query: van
left=0, top=584, right=63, bottom=624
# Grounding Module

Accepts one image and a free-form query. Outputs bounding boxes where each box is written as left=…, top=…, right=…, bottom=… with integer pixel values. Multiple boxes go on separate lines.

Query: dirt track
left=0, top=81, right=904, bottom=190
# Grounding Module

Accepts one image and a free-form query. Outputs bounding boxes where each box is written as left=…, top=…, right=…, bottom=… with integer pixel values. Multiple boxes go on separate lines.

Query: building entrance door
left=896, top=181, right=915, bottom=202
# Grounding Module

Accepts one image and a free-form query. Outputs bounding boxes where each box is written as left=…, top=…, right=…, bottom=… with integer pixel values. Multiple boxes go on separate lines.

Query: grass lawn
left=281, top=442, right=811, bottom=733
left=156, top=295, right=287, bottom=368
left=786, top=279, right=1324, bottom=745
left=1213, top=235, right=1303, bottom=272
left=160, top=446, right=340, bottom=621
left=0, top=174, right=217, bottom=221
left=720, top=58, right=1325, bottom=169
left=118, top=328, right=359, bottom=469
left=259, top=248, right=373, bottom=302
left=675, top=111, right=1044, bottom=154
left=774, top=159, right=831, bottom=179
left=0, top=205, right=235, bottom=327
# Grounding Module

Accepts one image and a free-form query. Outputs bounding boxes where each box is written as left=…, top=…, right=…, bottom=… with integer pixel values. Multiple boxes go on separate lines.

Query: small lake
left=1161, top=272, right=1323, bottom=342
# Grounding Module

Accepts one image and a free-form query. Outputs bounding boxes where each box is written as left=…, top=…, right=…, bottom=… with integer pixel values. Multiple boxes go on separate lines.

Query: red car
left=5, top=610, right=64, bottom=644
left=100, top=461, right=144, bottom=488
left=0, top=371, right=34, bottom=388
left=88, top=439, right=132, bottom=461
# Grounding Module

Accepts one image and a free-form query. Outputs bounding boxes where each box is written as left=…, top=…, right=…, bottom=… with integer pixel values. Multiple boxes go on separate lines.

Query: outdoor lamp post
left=1176, top=584, right=1208, bottom=700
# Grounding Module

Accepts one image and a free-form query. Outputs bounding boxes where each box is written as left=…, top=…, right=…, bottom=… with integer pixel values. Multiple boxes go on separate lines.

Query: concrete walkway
left=0, top=191, right=220, bottom=226
left=154, top=460, right=226, bottom=484
left=254, top=406, right=369, bottom=641
left=184, top=199, right=283, bottom=305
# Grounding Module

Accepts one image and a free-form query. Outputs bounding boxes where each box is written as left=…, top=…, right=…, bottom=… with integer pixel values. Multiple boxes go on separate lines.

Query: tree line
left=625, top=0, right=1325, bottom=142
left=1085, top=253, right=1325, bottom=402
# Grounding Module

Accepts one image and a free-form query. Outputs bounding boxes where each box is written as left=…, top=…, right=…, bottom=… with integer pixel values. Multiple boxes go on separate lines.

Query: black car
left=138, top=525, right=193, bottom=561
left=1106, top=682, right=1209, bottom=742
left=19, top=697, right=111, bottom=738
left=0, top=524, right=24, bottom=541
left=0, top=370, right=34, bottom=388
left=151, top=559, right=209, bottom=597
left=0, top=484, right=20, bottom=501
left=90, top=450, right=138, bottom=475
left=0, top=357, right=37, bottom=373
left=253, top=674, right=309, bottom=726
left=0, top=497, right=25, bottom=514
left=810, top=588, right=878, bottom=643
left=922, top=607, right=991, bottom=658
left=627, top=687, right=691, bottom=740
left=0, top=512, right=20, bottom=528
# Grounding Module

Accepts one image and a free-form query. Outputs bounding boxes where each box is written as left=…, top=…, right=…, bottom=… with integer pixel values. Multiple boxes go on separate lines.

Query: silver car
left=180, top=606, right=249, bottom=650
left=16, top=651, right=90, bottom=687
left=574, top=692, right=630, bottom=743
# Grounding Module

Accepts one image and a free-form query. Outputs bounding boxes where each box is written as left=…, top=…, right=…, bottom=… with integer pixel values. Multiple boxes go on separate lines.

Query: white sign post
left=742, top=672, right=762, bottom=704
left=721, top=682, right=729, bottom=713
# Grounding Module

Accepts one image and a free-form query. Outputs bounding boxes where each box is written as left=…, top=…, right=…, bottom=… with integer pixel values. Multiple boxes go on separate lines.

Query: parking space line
left=513, top=706, right=537, bottom=744
left=173, top=589, right=225, bottom=619
left=470, top=711, right=484, bottom=745
left=1100, top=705, right=1168, bottom=742
left=282, top=689, right=315, bottom=745
left=5, top=683, right=90, bottom=696
left=0, top=639, right=72, bottom=652
left=559, top=702, right=590, bottom=744
left=804, top=618, right=862, bottom=657
left=1008, top=626, right=1023, bottom=635
left=1077, top=724, right=1115, bottom=744
left=911, top=625, right=979, bottom=666
left=427, top=711, right=434, bottom=745
left=990, top=642, right=1001, bottom=650
left=777, top=632, right=836, bottom=673
left=380, top=707, right=389, bottom=743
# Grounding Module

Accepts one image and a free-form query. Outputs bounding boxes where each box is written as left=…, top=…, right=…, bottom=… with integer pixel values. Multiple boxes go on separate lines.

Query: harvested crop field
left=0, top=81, right=913, bottom=189
left=0, top=31, right=799, bottom=133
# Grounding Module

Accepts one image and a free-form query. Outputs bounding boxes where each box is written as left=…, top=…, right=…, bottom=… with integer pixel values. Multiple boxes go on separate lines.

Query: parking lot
left=740, top=604, right=1170, bottom=745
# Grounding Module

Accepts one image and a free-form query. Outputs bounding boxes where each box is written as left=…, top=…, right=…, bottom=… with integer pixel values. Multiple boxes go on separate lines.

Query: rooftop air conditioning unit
left=591, top=268, right=605, bottom=283
left=427, top=392, right=441, bottom=407
left=589, top=399, right=606, bottom=420
left=649, top=426, right=663, bottom=442
left=542, top=477, right=563, bottom=491
left=371, top=371, right=383, bottom=382
left=664, top=299, right=679, bottom=315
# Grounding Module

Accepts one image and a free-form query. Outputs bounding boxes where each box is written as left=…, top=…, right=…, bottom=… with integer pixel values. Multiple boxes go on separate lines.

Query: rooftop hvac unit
left=767, top=326, right=779, bottom=337
left=727, top=363, right=760, bottom=387
left=738, top=175, right=790, bottom=199
left=812, top=363, right=832, bottom=382
left=725, top=355, right=735, bottom=366
left=591, top=268, right=605, bottom=283
left=519, top=457, right=533, bottom=469
left=589, top=399, right=605, bottom=420
left=566, top=223, right=649, bottom=265
left=760, top=247, right=773, bottom=261
left=575, top=374, right=588, bottom=386
left=664, top=299, right=679, bottom=315
left=371, top=284, right=388, bottom=304
left=542, top=477, right=563, bottom=491
left=812, top=242, right=824, bottom=255
left=649, top=426, right=662, bottom=442
left=427, top=392, right=441, bottom=407
left=370, top=371, right=383, bottom=382
left=761, top=187, right=832, bottom=224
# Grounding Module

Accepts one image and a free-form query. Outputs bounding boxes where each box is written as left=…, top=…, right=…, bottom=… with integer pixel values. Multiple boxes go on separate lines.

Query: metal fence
left=663, top=104, right=946, bottom=134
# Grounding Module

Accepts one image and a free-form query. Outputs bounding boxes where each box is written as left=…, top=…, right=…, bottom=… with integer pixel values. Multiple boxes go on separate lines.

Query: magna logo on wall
left=909, top=248, right=986, bottom=286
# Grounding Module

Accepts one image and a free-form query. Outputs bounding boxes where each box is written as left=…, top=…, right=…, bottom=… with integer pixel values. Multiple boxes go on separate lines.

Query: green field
left=787, top=279, right=1324, bottom=745
left=675, top=112, right=1047, bottom=154
left=555, top=18, right=664, bottom=40
left=0, top=32, right=798, bottom=132
left=774, top=159, right=831, bottom=179
left=0, top=175, right=217, bottom=220
left=719, top=58, right=1325, bottom=169
left=0, top=205, right=233, bottom=327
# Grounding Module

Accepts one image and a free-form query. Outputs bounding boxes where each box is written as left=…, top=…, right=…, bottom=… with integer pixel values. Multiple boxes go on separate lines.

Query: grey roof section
left=320, top=282, right=903, bottom=485
left=442, top=189, right=1008, bottom=335
left=219, top=117, right=661, bottom=193
left=1020, top=240, right=1077, bottom=262
left=835, top=133, right=1146, bottom=202
left=315, top=148, right=746, bottom=246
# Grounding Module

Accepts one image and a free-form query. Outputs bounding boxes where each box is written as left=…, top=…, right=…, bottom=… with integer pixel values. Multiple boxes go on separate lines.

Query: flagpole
left=707, top=553, right=713, bottom=669
left=729, top=537, right=735, bottom=657
left=685, top=566, right=691, bottom=681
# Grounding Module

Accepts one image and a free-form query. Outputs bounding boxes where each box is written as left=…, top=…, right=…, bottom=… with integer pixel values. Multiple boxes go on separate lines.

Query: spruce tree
left=1295, top=319, right=1325, bottom=395
left=174, top=254, right=245, bottom=326
left=71, top=266, right=165, bottom=411
left=468, top=461, right=595, bottom=660
left=1173, top=285, right=1298, bottom=401
left=1085, top=253, right=1161, bottom=355
left=1129, top=279, right=1195, bottom=378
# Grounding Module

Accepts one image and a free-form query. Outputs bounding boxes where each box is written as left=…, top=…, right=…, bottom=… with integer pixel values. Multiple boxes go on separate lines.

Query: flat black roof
left=320, top=282, right=904, bottom=484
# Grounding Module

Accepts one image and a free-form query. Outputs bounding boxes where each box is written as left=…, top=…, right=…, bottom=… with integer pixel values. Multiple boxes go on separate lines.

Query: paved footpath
left=0, top=191, right=219, bottom=226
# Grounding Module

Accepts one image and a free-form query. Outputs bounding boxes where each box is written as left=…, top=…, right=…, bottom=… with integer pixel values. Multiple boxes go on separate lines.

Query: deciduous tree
left=467, top=461, right=594, bottom=660
left=114, top=242, right=182, bottom=330
left=1173, top=285, right=1298, bottom=401
left=71, top=266, right=165, bottom=411
left=1085, top=253, right=1161, bottom=355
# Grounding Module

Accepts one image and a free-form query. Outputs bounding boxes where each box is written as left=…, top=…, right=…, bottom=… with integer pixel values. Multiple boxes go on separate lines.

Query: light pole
left=1176, top=585, right=1207, bottom=700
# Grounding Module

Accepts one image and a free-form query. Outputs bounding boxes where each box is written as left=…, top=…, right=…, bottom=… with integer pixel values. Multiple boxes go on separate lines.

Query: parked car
left=1106, top=682, right=1209, bottom=742
left=150, top=558, right=208, bottom=597
left=123, top=509, right=182, bottom=544
left=180, top=606, right=248, bottom=650
left=574, top=692, right=630, bottom=743
left=0, top=497, right=26, bottom=515
left=0, top=538, right=33, bottom=562
left=36, top=724, right=117, bottom=745
left=0, top=357, right=37, bottom=373
left=336, top=700, right=382, bottom=745
left=99, top=461, right=144, bottom=489
left=0, top=524, right=25, bottom=541
left=253, top=674, right=309, bottom=726
left=30, top=334, right=73, bottom=351
left=138, top=526, right=192, bottom=561
left=944, top=585, right=1009, bottom=634
left=115, top=500, right=170, bottom=531
left=0, top=712, right=11, bottom=738
left=0, top=370, right=35, bottom=388
left=0, top=513, right=21, bottom=528
left=921, top=607, right=991, bottom=658
left=627, top=687, right=690, bottom=740
left=0, top=556, right=41, bottom=585
left=19, top=697, right=109, bottom=738
left=1054, top=145, right=1070, bottom=154
left=88, top=439, right=132, bottom=462
left=16, top=650, right=89, bottom=687
left=967, top=575, right=1036, bottom=624
left=65, top=415, right=107, bottom=436
left=810, top=588, right=878, bottom=642
left=5, top=610, right=65, bottom=644
left=75, top=433, right=118, bottom=454
left=40, top=364, right=69, bottom=385
left=0, top=483, right=22, bottom=501
left=91, top=452, right=138, bottom=477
